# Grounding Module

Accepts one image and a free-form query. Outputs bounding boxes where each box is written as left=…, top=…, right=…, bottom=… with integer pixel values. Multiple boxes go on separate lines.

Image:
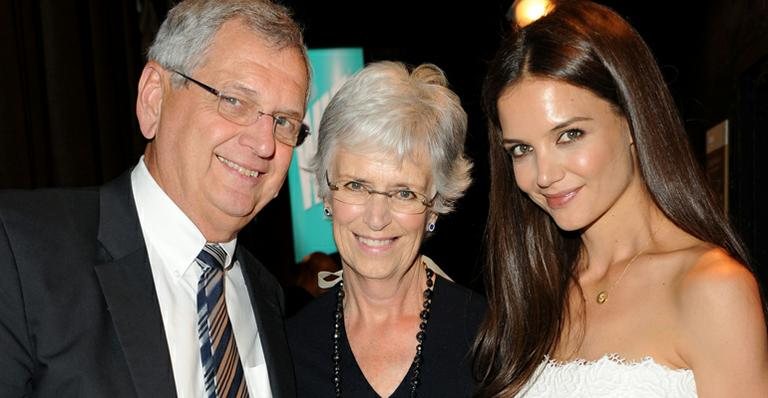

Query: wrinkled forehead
left=329, top=142, right=431, bottom=173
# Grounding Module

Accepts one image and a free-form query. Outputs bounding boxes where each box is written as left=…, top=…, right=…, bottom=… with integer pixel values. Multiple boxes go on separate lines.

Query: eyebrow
left=549, top=116, right=592, bottom=132
left=502, top=116, right=593, bottom=145
left=224, top=82, right=260, bottom=100
left=336, top=174, right=425, bottom=190
left=228, top=82, right=304, bottom=119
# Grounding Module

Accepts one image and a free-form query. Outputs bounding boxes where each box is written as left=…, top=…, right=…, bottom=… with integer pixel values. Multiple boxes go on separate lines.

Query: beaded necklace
left=332, top=265, right=435, bottom=397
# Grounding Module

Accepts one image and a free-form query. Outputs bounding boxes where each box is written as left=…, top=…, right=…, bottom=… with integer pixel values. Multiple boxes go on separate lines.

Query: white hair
left=312, top=61, right=472, bottom=214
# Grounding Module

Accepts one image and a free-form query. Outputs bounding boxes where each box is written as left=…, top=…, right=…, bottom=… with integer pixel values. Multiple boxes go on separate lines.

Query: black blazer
left=0, top=172, right=295, bottom=397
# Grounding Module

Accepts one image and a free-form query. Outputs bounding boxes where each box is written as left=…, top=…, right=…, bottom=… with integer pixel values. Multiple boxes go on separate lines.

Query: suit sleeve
left=0, top=216, right=34, bottom=396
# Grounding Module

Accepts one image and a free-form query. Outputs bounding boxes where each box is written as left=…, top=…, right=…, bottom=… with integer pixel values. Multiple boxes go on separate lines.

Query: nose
left=362, top=194, right=393, bottom=231
left=535, top=150, right=565, bottom=189
left=238, top=114, right=276, bottom=157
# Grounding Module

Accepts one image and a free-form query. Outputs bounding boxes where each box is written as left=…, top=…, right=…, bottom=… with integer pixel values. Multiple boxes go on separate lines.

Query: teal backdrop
left=287, top=48, right=364, bottom=263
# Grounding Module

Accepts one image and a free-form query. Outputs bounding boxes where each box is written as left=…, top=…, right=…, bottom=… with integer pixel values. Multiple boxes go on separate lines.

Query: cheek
left=329, top=213, right=351, bottom=248
left=572, top=151, right=599, bottom=174
left=570, top=144, right=618, bottom=177
left=262, top=148, right=293, bottom=193
left=401, top=215, right=428, bottom=235
left=512, top=160, right=536, bottom=193
left=155, top=124, right=206, bottom=179
left=177, top=119, right=224, bottom=165
left=397, top=213, right=431, bottom=248
left=328, top=203, right=359, bottom=231
left=275, top=142, right=294, bottom=162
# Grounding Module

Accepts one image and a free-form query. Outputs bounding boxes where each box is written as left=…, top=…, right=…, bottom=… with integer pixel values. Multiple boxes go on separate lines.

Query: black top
left=284, top=285, right=315, bottom=317
left=287, top=276, right=486, bottom=397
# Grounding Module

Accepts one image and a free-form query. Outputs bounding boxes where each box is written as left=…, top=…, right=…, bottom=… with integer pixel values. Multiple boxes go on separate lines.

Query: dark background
left=2, top=0, right=767, bottom=292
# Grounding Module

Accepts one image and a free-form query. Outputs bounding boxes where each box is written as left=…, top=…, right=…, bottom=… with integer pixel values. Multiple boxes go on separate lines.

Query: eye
left=393, top=190, right=418, bottom=201
left=557, top=128, right=584, bottom=143
left=273, top=115, right=293, bottom=128
left=220, top=95, right=240, bottom=106
left=505, top=144, right=533, bottom=159
left=342, top=181, right=367, bottom=192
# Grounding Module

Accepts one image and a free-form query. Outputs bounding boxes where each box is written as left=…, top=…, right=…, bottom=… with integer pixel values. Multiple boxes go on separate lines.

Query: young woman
left=474, top=1, right=768, bottom=396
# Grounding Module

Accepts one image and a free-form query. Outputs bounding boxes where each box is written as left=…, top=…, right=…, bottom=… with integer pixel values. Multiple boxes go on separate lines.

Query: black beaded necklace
left=332, top=264, right=435, bottom=398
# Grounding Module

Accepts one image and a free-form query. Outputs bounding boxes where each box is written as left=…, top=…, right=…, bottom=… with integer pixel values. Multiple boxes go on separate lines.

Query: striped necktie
left=196, top=243, right=249, bottom=398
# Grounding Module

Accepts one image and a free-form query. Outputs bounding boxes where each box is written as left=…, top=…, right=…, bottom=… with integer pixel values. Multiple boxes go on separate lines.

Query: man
left=0, top=0, right=309, bottom=396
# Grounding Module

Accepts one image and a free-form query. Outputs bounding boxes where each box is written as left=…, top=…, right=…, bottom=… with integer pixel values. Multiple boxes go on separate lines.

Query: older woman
left=287, top=61, right=485, bottom=397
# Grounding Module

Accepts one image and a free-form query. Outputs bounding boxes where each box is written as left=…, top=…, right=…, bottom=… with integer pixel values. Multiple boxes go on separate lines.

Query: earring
left=427, top=222, right=436, bottom=232
left=323, top=207, right=332, bottom=217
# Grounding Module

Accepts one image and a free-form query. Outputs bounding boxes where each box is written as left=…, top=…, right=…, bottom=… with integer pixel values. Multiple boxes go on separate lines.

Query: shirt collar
left=131, top=157, right=238, bottom=275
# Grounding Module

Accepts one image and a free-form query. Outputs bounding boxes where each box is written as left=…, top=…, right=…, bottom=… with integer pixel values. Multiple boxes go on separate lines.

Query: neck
left=580, top=202, right=664, bottom=276
left=342, top=257, right=425, bottom=323
left=332, top=265, right=435, bottom=397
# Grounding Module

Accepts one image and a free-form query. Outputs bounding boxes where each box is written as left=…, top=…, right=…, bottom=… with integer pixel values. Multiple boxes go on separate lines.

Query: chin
left=214, top=198, right=261, bottom=222
left=550, top=216, right=586, bottom=232
left=348, top=259, right=398, bottom=280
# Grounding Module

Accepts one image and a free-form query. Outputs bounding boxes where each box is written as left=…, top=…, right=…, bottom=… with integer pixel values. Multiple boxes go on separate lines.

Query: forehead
left=196, top=19, right=308, bottom=108
left=497, top=78, right=617, bottom=134
left=331, top=148, right=432, bottom=186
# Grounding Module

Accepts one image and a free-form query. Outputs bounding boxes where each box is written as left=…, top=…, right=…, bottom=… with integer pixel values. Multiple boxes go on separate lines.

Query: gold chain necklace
left=595, top=224, right=660, bottom=305
left=595, top=249, right=645, bottom=304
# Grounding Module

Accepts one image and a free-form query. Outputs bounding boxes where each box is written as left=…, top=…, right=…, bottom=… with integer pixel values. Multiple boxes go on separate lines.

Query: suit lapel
left=94, top=173, right=176, bottom=398
left=238, top=250, right=296, bottom=398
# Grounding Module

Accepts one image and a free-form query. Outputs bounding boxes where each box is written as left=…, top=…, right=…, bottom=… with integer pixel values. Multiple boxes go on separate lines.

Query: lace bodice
left=517, top=354, right=697, bottom=397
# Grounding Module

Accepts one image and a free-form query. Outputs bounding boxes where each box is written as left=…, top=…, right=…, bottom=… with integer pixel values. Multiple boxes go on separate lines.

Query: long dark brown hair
left=473, top=1, right=753, bottom=396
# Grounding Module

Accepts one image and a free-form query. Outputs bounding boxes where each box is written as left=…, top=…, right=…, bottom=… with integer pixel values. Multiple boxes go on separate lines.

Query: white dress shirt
left=131, top=158, right=272, bottom=398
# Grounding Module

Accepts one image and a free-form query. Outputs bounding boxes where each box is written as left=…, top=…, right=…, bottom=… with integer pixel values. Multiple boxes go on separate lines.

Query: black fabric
left=287, top=276, right=486, bottom=397
left=284, top=285, right=316, bottom=318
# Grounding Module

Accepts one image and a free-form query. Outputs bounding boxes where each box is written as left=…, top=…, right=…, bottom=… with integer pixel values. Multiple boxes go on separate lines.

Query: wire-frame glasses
left=325, top=171, right=435, bottom=214
left=173, top=70, right=309, bottom=147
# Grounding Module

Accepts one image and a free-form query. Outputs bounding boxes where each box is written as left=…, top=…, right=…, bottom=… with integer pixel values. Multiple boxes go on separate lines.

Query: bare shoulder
left=676, top=246, right=760, bottom=310
left=672, top=245, right=763, bottom=350
left=675, top=245, right=768, bottom=396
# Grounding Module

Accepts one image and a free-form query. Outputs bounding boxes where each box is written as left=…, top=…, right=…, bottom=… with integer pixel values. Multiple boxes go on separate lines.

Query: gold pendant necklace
left=595, top=248, right=644, bottom=304
left=595, top=224, right=661, bottom=305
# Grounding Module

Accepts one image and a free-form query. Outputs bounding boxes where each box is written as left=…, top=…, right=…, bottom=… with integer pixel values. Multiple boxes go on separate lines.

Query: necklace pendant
left=596, top=291, right=608, bottom=304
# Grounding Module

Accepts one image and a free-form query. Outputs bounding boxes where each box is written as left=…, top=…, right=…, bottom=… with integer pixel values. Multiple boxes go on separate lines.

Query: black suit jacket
left=0, top=172, right=295, bottom=397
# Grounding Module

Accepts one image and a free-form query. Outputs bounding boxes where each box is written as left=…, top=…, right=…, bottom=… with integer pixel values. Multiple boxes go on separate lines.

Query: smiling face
left=497, top=78, right=641, bottom=231
left=326, top=148, right=437, bottom=281
left=138, top=19, right=308, bottom=241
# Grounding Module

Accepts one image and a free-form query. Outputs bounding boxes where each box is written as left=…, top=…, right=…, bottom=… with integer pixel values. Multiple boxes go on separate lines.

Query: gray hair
left=147, top=0, right=309, bottom=86
left=313, top=61, right=472, bottom=214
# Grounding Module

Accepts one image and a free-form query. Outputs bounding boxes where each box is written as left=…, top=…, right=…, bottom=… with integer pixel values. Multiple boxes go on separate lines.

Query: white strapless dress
left=517, top=354, right=697, bottom=397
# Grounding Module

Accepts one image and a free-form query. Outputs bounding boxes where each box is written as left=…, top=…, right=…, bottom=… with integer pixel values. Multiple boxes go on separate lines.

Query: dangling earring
left=427, top=222, right=436, bottom=232
left=323, top=207, right=332, bottom=217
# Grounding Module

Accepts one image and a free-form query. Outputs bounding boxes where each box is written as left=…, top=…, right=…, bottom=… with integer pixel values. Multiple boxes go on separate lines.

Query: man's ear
left=136, top=61, right=166, bottom=140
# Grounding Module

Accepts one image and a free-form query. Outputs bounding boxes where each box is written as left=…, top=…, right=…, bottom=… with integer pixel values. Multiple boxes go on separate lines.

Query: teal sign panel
left=288, top=48, right=364, bottom=262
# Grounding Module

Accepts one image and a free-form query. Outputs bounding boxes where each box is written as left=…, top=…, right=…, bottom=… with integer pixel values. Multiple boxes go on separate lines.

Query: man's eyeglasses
left=325, top=171, right=435, bottom=215
left=173, top=70, right=309, bottom=147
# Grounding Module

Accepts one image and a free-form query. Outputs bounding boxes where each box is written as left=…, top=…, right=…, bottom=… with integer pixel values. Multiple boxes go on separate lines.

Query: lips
left=216, top=155, right=261, bottom=178
left=543, top=187, right=580, bottom=209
